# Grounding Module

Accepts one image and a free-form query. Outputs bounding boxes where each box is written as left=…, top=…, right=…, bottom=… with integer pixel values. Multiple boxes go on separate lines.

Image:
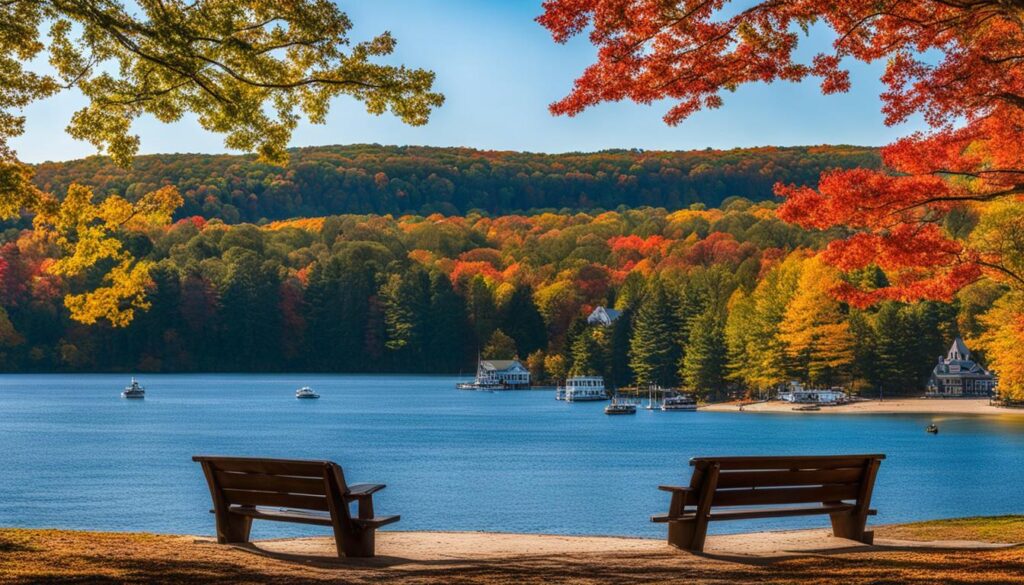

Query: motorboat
left=295, top=386, right=320, bottom=399
left=121, top=377, right=145, bottom=399
left=604, top=399, right=637, bottom=415
left=926, top=424, right=939, bottom=434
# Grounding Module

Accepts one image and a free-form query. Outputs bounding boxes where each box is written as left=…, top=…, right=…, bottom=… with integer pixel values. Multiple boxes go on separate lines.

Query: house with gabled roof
left=587, top=306, right=621, bottom=326
left=478, top=358, right=530, bottom=388
left=926, top=337, right=995, bottom=398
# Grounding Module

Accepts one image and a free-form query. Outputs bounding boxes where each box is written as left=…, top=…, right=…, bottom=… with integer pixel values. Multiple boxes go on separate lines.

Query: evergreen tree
left=380, top=268, right=431, bottom=370
left=680, top=307, right=727, bottom=399
left=629, top=279, right=682, bottom=387
left=466, top=276, right=498, bottom=351
left=426, top=272, right=470, bottom=373
left=500, top=285, right=547, bottom=358
left=609, top=309, right=634, bottom=387
left=570, top=327, right=607, bottom=377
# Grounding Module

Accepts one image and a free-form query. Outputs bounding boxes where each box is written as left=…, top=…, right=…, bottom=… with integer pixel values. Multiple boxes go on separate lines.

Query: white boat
left=295, top=386, right=320, bottom=399
left=561, top=376, right=609, bottom=402
left=661, top=393, right=697, bottom=411
left=644, top=385, right=660, bottom=410
left=121, top=377, right=145, bottom=399
left=604, top=396, right=637, bottom=415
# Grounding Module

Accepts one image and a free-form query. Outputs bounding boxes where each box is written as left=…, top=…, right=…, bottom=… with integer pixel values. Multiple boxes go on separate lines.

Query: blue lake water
left=2, top=373, right=1024, bottom=540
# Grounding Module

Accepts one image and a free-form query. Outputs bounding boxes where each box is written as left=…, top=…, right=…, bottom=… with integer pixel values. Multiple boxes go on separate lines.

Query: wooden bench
left=652, top=454, right=884, bottom=552
left=193, top=455, right=399, bottom=557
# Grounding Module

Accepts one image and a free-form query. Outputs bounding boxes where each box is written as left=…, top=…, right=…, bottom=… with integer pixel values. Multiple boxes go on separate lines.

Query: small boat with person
left=926, top=423, right=939, bottom=434
left=121, top=377, right=145, bottom=399
left=295, top=386, right=320, bottom=399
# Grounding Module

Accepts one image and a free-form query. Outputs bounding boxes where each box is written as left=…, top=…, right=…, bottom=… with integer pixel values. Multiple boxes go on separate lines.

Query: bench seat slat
left=228, top=505, right=334, bottom=526
left=353, top=515, right=401, bottom=529
left=222, top=488, right=330, bottom=511
left=215, top=471, right=327, bottom=495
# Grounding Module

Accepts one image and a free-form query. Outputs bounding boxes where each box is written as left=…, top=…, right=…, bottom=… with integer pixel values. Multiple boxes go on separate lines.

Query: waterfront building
left=926, top=337, right=995, bottom=397
left=778, top=381, right=848, bottom=404
left=477, top=359, right=531, bottom=388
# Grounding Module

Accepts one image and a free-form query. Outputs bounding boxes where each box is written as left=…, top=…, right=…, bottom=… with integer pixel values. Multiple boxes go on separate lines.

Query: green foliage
left=629, top=279, right=681, bottom=387
left=483, top=329, right=517, bottom=360
left=31, top=145, right=881, bottom=221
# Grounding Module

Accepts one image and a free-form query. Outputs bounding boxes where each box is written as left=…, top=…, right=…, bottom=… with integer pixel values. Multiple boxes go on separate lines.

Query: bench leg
left=829, top=510, right=870, bottom=543
left=219, top=513, right=253, bottom=544
left=667, top=519, right=707, bottom=553
left=334, top=529, right=376, bottom=558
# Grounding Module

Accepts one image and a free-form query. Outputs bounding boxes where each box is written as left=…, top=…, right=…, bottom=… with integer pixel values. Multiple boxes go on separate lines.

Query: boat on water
left=295, top=386, right=320, bottom=399
left=926, top=424, right=939, bottom=434
left=121, top=377, right=145, bottom=399
left=661, top=393, right=697, bottom=411
left=561, top=376, right=609, bottom=402
left=604, top=400, right=637, bottom=415
left=644, top=385, right=660, bottom=410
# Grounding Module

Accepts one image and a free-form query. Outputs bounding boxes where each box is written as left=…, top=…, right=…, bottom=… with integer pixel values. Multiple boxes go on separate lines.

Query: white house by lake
left=926, top=337, right=995, bottom=398
left=477, top=359, right=530, bottom=388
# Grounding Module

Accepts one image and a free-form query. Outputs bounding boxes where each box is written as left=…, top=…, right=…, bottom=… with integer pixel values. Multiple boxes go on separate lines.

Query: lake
left=2, top=373, right=1024, bottom=539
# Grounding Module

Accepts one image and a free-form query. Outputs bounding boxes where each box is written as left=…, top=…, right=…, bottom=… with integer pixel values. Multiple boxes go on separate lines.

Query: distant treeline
left=0, top=202, right=994, bottom=397
left=31, top=144, right=881, bottom=221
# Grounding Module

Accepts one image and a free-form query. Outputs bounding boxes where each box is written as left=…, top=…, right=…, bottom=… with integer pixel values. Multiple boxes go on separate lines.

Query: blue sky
left=12, top=1, right=927, bottom=163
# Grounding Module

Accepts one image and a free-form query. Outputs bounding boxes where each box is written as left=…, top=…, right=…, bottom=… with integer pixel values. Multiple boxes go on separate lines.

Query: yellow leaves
left=976, top=293, right=1024, bottom=402
left=63, top=260, right=154, bottom=327
left=32, top=183, right=182, bottom=327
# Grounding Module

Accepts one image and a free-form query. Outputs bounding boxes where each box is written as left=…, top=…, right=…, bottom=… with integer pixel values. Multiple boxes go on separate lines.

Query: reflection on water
left=1, top=373, right=1023, bottom=538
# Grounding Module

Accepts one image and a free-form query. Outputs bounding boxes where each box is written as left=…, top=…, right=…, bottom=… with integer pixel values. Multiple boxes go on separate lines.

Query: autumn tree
left=540, top=0, right=1024, bottom=335
left=1, top=1, right=442, bottom=325
left=484, top=329, right=517, bottom=360
left=778, top=258, right=855, bottom=386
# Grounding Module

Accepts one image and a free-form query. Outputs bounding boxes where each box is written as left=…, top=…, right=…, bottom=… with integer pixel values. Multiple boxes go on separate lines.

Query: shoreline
left=700, top=397, right=1023, bottom=416
left=2, top=520, right=1022, bottom=584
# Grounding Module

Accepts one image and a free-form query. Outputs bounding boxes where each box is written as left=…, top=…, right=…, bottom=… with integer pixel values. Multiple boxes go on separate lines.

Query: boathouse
left=926, top=337, right=995, bottom=397
left=586, top=306, right=621, bottom=326
left=478, top=359, right=530, bottom=388
left=778, top=381, right=848, bottom=405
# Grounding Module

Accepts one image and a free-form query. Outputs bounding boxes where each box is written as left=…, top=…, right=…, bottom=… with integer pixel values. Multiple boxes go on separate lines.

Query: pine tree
left=629, top=279, right=682, bottom=387
left=426, top=272, right=470, bottom=373
left=680, top=307, right=727, bottom=399
left=500, top=285, right=547, bottom=358
left=570, top=327, right=607, bottom=377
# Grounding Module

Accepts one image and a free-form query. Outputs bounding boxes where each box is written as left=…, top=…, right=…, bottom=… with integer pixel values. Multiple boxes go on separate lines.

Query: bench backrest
left=193, top=455, right=352, bottom=516
left=687, top=454, right=884, bottom=508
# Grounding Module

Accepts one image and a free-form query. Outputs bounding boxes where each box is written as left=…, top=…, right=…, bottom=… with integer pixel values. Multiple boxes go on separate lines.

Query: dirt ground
left=2, top=518, right=1023, bottom=584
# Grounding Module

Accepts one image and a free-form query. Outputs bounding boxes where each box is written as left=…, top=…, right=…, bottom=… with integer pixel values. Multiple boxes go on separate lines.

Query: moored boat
left=661, top=393, right=697, bottom=411
left=561, top=376, right=609, bottom=402
left=295, top=386, right=320, bottom=399
left=121, top=377, right=145, bottom=399
left=604, top=401, right=637, bottom=415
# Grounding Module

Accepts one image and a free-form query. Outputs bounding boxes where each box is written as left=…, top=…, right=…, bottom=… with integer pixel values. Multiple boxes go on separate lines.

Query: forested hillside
left=31, top=144, right=880, bottom=221
left=0, top=200, right=999, bottom=397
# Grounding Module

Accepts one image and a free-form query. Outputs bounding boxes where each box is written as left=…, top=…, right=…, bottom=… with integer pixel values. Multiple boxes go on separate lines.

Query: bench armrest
left=658, top=485, right=692, bottom=493
left=346, top=483, right=386, bottom=498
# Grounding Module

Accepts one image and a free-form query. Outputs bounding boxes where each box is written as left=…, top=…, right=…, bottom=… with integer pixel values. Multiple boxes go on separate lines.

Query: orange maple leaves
left=540, top=1, right=1024, bottom=304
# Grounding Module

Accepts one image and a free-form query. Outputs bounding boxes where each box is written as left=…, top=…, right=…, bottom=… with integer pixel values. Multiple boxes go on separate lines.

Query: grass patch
left=877, top=515, right=1024, bottom=543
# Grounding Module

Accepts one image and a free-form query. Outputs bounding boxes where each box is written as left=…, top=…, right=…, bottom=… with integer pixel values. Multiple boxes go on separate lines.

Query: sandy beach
left=2, top=518, right=1023, bottom=584
left=700, top=397, right=1024, bottom=417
